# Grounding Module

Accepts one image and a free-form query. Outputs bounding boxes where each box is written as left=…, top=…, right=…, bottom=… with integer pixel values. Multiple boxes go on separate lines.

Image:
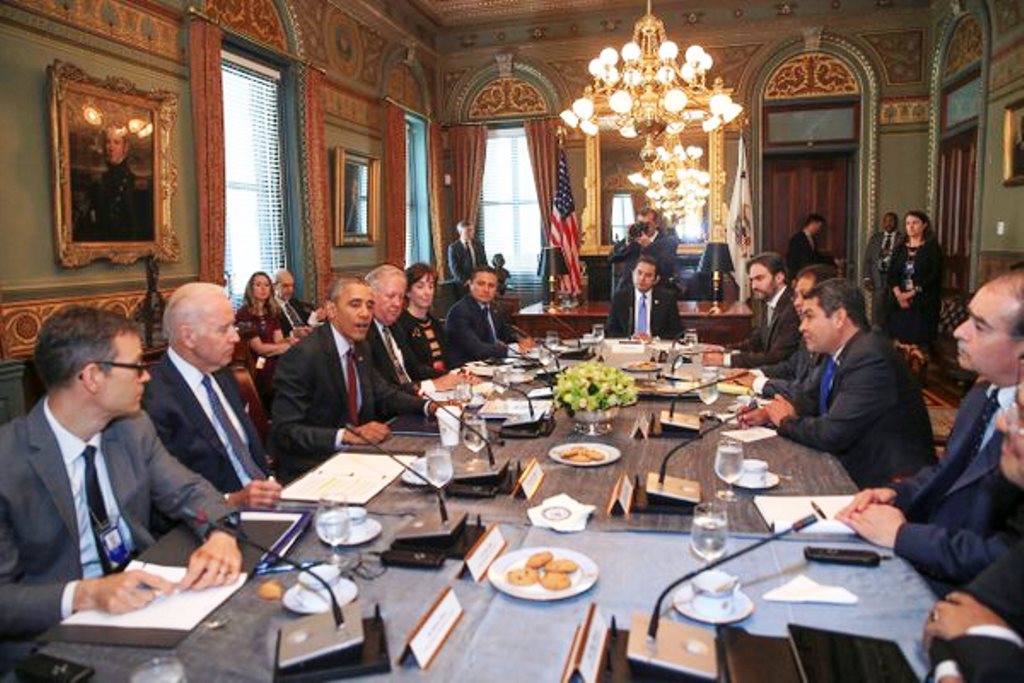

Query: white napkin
left=762, top=574, right=859, bottom=605
left=527, top=493, right=595, bottom=533
left=721, top=427, right=776, bottom=443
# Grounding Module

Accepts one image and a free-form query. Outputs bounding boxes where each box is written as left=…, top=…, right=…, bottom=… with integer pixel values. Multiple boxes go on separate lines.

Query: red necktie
left=345, top=350, right=360, bottom=424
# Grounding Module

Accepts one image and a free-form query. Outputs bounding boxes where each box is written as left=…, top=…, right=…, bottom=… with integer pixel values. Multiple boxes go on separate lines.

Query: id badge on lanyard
left=97, top=518, right=130, bottom=568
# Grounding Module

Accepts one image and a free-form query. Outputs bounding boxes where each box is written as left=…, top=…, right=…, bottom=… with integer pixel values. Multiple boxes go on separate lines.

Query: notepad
left=281, top=451, right=418, bottom=504
left=753, top=495, right=855, bottom=534
left=721, top=427, right=777, bottom=443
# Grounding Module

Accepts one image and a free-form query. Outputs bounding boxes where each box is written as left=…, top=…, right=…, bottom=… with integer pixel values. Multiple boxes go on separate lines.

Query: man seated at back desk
left=605, top=255, right=682, bottom=340
left=0, top=307, right=240, bottom=669
left=739, top=278, right=935, bottom=487
left=445, top=266, right=534, bottom=367
left=702, top=252, right=801, bottom=369
left=271, top=277, right=443, bottom=481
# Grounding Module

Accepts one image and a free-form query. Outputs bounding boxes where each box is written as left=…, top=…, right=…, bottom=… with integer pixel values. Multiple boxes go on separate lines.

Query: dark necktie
left=82, top=445, right=114, bottom=575
left=345, top=349, right=361, bottom=423
left=381, top=326, right=412, bottom=384
left=818, top=356, right=837, bottom=415
left=483, top=305, right=497, bottom=342
left=282, top=300, right=304, bottom=328
left=201, top=376, right=262, bottom=483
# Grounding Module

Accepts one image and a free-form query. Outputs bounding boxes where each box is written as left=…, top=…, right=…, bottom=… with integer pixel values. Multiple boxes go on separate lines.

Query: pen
left=810, top=501, right=828, bottom=520
left=255, top=560, right=319, bottom=576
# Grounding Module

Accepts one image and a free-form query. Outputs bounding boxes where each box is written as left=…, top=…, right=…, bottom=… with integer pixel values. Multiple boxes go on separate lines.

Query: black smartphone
left=804, top=546, right=881, bottom=567
left=380, top=548, right=446, bottom=568
left=15, top=653, right=94, bottom=683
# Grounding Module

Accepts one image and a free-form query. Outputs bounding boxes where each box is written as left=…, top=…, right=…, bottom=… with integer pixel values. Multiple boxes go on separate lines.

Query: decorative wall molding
left=764, top=52, right=861, bottom=99
left=880, top=96, right=930, bottom=124
left=467, top=77, right=548, bottom=120
left=945, top=14, right=983, bottom=75
left=448, top=60, right=564, bottom=123
left=861, top=29, right=925, bottom=84
left=207, top=0, right=287, bottom=52
left=323, top=79, right=382, bottom=131
left=992, top=0, right=1023, bottom=36
left=990, top=35, right=1024, bottom=91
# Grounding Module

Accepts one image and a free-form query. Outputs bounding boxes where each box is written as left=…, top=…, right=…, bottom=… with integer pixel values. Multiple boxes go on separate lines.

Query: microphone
left=432, top=401, right=498, bottom=468
left=656, top=414, right=728, bottom=485
left=646, top=514, right=819, bottom=641
left=668, top=370, right=752, bottom=418
left=491, top=380, right=537, bottom=422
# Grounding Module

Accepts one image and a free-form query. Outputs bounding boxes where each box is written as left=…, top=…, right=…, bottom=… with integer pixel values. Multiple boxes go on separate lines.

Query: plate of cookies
left=548, top=443, right=621, bottom=468
left=488, top=547, right=599, bottom=601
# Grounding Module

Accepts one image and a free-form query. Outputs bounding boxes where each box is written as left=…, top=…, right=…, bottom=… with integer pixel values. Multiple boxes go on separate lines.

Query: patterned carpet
left=922, top=388, right=958, bottom=449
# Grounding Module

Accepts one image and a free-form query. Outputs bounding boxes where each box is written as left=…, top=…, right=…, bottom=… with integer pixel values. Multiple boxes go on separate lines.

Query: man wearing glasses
left=0, top=307, right=240, bottom=669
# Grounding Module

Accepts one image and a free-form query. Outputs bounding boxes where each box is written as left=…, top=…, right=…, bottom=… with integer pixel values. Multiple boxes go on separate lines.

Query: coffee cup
left=740, top=459, right=769, bottom=487
left=346, top=506, right=367, bottom=526
left=691, top=569, right=738, bottom=617
left=436, top=405, right=462, bottom=447
left=296, top=565, right=340, bottom=610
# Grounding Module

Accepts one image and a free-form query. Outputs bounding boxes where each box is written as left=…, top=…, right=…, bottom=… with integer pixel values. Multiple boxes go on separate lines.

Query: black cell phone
left=15, top=653, right=94, bottom=683
left=380, top=548, right=446, bottom=568
left=804, top=546, right=881, bottom=567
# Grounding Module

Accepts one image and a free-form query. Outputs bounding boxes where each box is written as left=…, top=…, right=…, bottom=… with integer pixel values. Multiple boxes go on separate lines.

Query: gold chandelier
left=559, top=0, right=742, bottom=158
left=627, top=141, right=711, bottom=221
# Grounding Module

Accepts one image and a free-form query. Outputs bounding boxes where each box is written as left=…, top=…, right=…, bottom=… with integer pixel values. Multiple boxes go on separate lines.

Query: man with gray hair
left=143, top=282, right=281, bottom=507
left=447, top=220, right=487, bottom=285
left=274, top=268, right=323, bottom=340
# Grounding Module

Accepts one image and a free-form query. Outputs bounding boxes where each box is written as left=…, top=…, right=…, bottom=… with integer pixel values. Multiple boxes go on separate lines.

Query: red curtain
left=188, top=19, right=225, bottom=284
left=300, top=67, right=333, bottom=300
left=427, top=122, right=445, bottom=274
left=383, top=102, right=407, bottom=266
left=524, top=118, right=559, bottom=242
left=448, top=125, right=487, bottom=230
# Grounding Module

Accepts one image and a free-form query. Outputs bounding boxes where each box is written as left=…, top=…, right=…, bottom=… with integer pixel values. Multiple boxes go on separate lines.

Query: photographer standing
left=609, top=208, right=679, bottom=294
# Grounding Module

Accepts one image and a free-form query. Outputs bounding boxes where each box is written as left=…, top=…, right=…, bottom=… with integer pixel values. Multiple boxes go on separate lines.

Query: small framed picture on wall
left=332, top=148, right=379, bottom=246
left=1004, top=97, right=1024, bottom=186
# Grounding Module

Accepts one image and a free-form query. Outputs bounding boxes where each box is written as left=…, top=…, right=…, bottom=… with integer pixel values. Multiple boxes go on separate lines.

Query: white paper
left=464, top=525, right=507, bottom=582
left=528, top=493, right=595, bottom=532
left=762, top=574, right=859, bottom=605
left=63, top=561, right=245, bottom=630
left=478, top=399, right=553, bottom=420
left=527, top=387, right=553, bottom=399
left=281, top=452, right=418, bottom=504
left=753, top=495, right=855, bottom=534
left=409, top=588, right=463, bottom=668
left=578, top=607, right=609, bottom=683
left=721, top=427, right=777, bottom=443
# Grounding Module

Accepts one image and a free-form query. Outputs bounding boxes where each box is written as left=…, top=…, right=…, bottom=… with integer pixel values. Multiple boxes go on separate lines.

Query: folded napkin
left=762, top=574, right=858, bottom=605
left=527, top=493, right=595, bottom=533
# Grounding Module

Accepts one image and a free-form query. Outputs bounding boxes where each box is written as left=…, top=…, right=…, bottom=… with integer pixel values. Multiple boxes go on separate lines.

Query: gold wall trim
left=880, top=96, right=930, bottom=125
left=764, top=52, right=860, bottom=99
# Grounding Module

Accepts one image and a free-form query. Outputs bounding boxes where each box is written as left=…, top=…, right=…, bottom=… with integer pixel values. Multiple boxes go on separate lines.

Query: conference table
left=38, top=350, right=940, bottom=681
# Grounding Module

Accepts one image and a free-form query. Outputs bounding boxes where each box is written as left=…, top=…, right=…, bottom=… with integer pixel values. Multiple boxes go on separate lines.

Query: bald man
left=143, top=283, right=281, bottom=508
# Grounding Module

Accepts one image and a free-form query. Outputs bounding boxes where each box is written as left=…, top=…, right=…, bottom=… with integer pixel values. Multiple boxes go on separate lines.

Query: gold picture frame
left=1004, top=97, right=1024, bottom=186
left=332, top=147, right=379, bottom=246
left=48, top=60, right=180, bottom=267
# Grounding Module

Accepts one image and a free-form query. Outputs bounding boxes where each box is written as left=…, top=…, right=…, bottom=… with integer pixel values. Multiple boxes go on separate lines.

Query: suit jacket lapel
left=161, top=356, right=230, bottom=461
left=25, top=403, right=80, bottom=554
left=317, top=324, right=349, bottom=411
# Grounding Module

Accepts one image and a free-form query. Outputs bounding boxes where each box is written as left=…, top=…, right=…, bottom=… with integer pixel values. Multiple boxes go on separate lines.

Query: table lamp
left=698, top=242, right=735, bottom=315
left=538, top=245, right=568, bottom=311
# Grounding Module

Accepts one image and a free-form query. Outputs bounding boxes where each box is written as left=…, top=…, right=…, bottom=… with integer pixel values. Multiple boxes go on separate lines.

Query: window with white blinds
left=610, top=193, right=633, bottom=242
left=221, top=53, right=287, bottom=303
left=405, top=115, right=432, bottom=265
left=479, top=128, right=542, bottom=303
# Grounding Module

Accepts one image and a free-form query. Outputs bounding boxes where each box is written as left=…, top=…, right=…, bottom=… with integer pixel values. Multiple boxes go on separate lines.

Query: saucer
left=283, top=578, right=358, bottom=615
left=672, top=584, right=755, bottom=625
left=733, top=472, right=781, bottom=490
left=337, top=518, right=382, bottom=546
left=401, top=458, right=430, bottom=486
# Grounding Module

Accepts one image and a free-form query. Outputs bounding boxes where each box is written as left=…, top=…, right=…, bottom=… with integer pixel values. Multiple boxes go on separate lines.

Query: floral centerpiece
left=553, top=362, right=637, bottom=435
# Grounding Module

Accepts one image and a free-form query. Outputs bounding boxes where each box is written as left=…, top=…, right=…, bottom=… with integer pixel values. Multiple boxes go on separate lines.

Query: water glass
left=492, top=366, right=509, bottom=393
left=426, top=446, right=454, bottom=487
left=130, top=657, right=187, bottom=683
left=545, top=330, right=560, bottom=348
left=454, top=379, right=472, bottom=404
left=592, top=324, right=605, bottom=344
left=714, top=437, right=745, bottom=502
left=538, top=345, right=555, bottom=370
left=462, top=414, right=488, bottom=456
left=699, top=368, right=720, bottom=406
left=690, top=502, right=728, bottom=563
left=684, top=329, right=699, bottom=349
left=315, top=497, right=352, bottom=567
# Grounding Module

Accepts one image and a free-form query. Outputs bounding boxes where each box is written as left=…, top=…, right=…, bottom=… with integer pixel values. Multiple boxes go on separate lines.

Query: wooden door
left=935, top=128, right=976, bottom=295
left=763, top=154, right=852, bottom=269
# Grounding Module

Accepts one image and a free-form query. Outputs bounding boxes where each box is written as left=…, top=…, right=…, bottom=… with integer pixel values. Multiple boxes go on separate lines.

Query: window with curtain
left=479, top=127, right=542, bottom=303
left=610, top=193, right=634, bottom=242
left=221, top=52, right=286, bottom=303
left=405, top=114, right=431, bottom=265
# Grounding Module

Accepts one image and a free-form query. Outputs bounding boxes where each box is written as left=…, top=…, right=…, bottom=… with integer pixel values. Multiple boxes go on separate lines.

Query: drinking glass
left=454, top=379, right=472, bottom=404
left=492, top=366, right=509, bottom=394
left=683, top=329, right=699, bottom=349
left=462, top=414, right=488, bottom=465
left=130, top=657, right=187, bottom=683
left=690, top=502, right=728, bottom=563
left=538, top=345, right=555, bottom=371
left=545, top=330, right=560, bottom=348
left=699, top=368, right=720, bottom=406
left=592, top=324, right=605, bottom=344
left=316, top=497, right=353, bottom=569
left=426, top=446, right=454, bottom=488
left=714, top=437, right=745, bottom=502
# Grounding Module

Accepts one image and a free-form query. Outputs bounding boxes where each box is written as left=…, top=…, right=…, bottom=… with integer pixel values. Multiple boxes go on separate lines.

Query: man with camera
left=609, top=208, right=679, bottom=293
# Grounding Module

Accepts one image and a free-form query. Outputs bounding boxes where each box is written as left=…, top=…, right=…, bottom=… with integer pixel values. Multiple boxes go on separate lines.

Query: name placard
left=605, top=473, right=635, bottom=517
left=461, top=524, right=507, bottom=582
left=512, top=458, right=545, bottom=501
left=561, top=604, right=610, bottom=683
left=401, top=587, right=464, bottom=669
left=630, top=412, right=651, bottom=440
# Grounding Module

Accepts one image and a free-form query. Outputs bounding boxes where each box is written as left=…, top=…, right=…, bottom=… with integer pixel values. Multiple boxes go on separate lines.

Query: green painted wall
left=877, top=128, right=930, bottom=217
left=980, top=84, right=1024, bottom=252
left=325, top=121, right=385, bottom=272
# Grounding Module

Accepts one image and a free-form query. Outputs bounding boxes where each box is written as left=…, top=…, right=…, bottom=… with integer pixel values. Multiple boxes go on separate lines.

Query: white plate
left=488, top=547, right=598, bottom=602
left=282, top=578, right=358, bottom=615
left=548, top=443, right=622, bottom=468
left=732, top=472, right=781, bottom=490
left=672, top=584, right=754, bottom=625
left=337, top=518, right=382, bottom=546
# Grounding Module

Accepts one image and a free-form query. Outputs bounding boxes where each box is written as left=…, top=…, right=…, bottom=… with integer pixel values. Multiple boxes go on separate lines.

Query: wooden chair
left=230, top=362, right=274, bottom=472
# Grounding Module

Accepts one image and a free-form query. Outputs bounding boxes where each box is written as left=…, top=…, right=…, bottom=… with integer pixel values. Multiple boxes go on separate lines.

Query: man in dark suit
left=445, top=267, right=535, bottom=367
left=703, top=252, right=801, bottom=368
left=605, top=255, right=682, bottom=340
left=785, top=213, right=831, bottom=279
left=270, top=277, right=438, bottom=481
left=274, top=268, right=322, bottom=340
left=838, top=271, right=1024, bottom=590
left=861, top=212, right=904, bottom=329
left=364, top=264, right=467, bottom=393
left=925, top=405, right=1024, bottom=682
left=143, top=283, right=281, bottom=508
left=740, top=278, right=935, bottom=487
left=447, top=221, right=487, bottom=286
left=609, top=208, right=679, bottom=292
left=0, top=307, right=240, bottom=668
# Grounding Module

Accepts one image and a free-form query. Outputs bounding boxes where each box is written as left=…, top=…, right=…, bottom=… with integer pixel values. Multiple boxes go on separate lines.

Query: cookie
left=507, top=567, right=539, bottom=586
left=540, top=571, right=571, bottom=591
left=526, top=551, right=553, bottom=569
left=257, top=579, right=283, bottom=601
left=545, top=558, right=579, bottom=573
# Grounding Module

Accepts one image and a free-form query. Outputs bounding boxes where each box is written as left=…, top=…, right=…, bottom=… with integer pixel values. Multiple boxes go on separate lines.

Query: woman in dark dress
left=886, top=210, right=943, bottom=349
left=235, top=271, right=294, bottom=406
left=396, top=263, right=450, bottom=376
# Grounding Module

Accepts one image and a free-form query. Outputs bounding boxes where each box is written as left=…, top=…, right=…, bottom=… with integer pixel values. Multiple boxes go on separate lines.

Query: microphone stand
left=656, top=416, right=728, bottom=485
left=430, top=401, right=511, bottom=489
left=668, top=370, right=751, bottom=418
left=646, top=514, right=819, bottom=641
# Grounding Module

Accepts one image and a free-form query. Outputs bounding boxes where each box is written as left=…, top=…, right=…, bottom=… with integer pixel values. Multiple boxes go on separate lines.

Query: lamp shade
left=698, top=241, right=735, bottom=274
left=538, top=245, right=568, bottom=278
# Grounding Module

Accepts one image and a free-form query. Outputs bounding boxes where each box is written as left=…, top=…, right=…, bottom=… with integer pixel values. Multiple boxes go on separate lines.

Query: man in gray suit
left=862, top=211, right=903, bottom=329
left=0, top=307, right=240, bottom=668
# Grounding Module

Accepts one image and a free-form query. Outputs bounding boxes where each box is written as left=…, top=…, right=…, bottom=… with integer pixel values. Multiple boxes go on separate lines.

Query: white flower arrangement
left=553, top=361, right=637, bottom=414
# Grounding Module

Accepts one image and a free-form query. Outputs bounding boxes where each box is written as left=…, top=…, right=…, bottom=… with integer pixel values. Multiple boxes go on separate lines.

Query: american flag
left=550, top=148, right=582, bottom=293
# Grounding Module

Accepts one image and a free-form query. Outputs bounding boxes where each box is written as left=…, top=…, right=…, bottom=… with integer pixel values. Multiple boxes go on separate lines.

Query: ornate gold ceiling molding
left=944, top=14, right=983, bottom=75
left=466, top=77, right=547, bottom=120
left=448, top=58, right=564, bottom=123
left=207, top=0, right=287, bottom=52
left=764, top=52, right=860, bottom=99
